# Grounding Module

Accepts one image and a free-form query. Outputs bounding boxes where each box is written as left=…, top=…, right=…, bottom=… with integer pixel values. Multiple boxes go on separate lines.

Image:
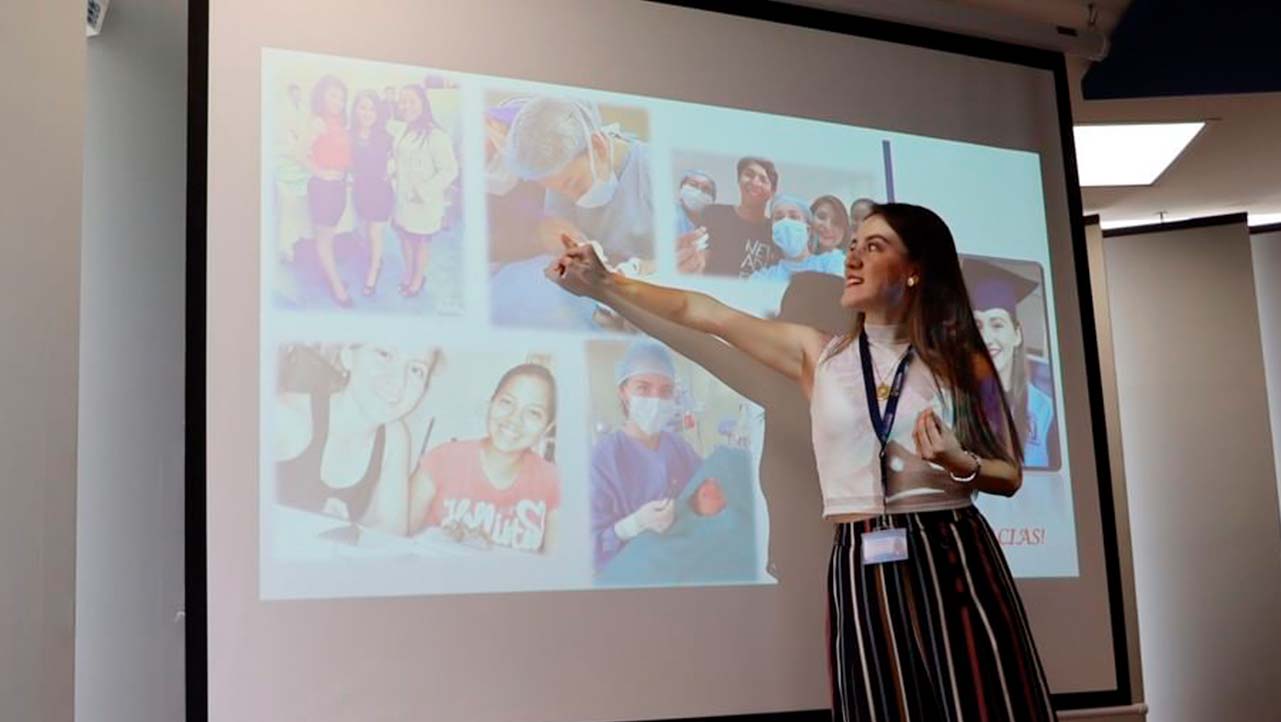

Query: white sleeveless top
left=809, top=324, right=976, bottom=520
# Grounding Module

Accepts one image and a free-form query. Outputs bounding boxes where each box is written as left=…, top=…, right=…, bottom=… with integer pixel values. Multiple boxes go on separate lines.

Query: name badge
left=861, top=528, right=909, bottom=565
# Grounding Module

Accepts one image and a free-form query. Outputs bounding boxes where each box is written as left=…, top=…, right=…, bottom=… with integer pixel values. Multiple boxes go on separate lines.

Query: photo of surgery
left=267, top=342, right=565, bottom=566
left=266, top=58, right=465, bottom=313
left=670, top=149, right=880, bottom=280
left=586, top=339, right=764, bottom=588
left=960, top=256, right=1060, bottom=470
left=484, top=93, right=656, bottom=332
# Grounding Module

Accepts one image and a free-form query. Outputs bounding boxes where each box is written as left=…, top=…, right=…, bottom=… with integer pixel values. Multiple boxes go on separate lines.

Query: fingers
left=923, top=409, right=943, bottom=449
left=560, top=232, right=579, bottom=250
left=913, top=411, right=932, bottom=459
left=543, top=255, right=568, bottom=280
left=918, top=410, right=943, bottom=459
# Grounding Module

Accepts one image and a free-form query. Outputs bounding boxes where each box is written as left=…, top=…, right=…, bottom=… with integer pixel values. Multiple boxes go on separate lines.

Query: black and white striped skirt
left=827, top=505, right=1057, bottom=721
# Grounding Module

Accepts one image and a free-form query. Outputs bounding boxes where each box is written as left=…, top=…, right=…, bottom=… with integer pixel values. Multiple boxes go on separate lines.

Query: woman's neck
left=998, top=365, right=1014, bottom=392
left=735, top=200, right=767, bottom=221
left=862, top=307, right=909, bottom=327
left=479, top=438, right=522, bottom=490
left=622, top=421, right=661, bottom=450
left=328, top=391, right=381, bottom=440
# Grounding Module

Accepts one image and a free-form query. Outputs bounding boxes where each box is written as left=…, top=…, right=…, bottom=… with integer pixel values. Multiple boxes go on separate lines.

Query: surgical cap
left=770, top=193, right=815, bottom=225
left=680, top=169, right=717, bottom=199
left=504, top=97, right=602, bottom=180
left=615, top=341, right=676, bottom=386
left=484, top=97, right=528, bottom=128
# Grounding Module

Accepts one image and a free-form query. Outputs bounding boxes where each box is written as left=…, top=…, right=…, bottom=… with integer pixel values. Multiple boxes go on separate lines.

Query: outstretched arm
left=548, top=236, right=828, bottom=392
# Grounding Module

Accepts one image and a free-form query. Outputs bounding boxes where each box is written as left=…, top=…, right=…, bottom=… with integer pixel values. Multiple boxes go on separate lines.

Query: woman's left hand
left=914, top=409, right=976, bottom=477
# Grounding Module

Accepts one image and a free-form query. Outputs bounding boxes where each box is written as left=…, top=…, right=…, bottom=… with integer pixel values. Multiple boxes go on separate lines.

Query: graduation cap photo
left=960, top=256, right=1060, bottom=470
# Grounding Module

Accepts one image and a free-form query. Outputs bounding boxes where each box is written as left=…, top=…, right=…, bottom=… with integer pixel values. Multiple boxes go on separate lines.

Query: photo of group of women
left=484, top=92, right=655, bottom=333
left=669, top=149, right=880, bottom=281
left=268, top=342, right=563, bottom=558
left=266, top=59, right=465, bottom=314
left=586, top=340, right=761, bottom=587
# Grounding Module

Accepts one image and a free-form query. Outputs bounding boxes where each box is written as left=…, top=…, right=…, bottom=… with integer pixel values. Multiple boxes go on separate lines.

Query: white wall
left=1103, top=218, right=1281, bottom=722
left=1252, top=228, right=1281, bottom=524
left=76, top=0, right=188, bottom=720
left=0, top=2, right=85, bottom=722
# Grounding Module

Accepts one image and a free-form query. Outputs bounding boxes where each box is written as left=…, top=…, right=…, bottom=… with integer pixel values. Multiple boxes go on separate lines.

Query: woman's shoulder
left=520, top=449, right=561, bottom=482
left=591, top=429, right=627, bottom=454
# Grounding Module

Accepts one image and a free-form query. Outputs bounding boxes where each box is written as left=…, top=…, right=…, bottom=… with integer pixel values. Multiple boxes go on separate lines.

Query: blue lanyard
left=857, top=331, right=913, bottom=496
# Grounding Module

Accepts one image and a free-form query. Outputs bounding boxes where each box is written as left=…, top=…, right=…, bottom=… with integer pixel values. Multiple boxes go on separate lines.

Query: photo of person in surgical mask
left=675, top=170, right=716, bottom=237
left=590, top=341, right=703, bottom=572
left=962, top=257, right=1059, bottom=468
left=409, top=363, right=561, bottom=553
left=747, top=194, right=845, bottom=283
left=684, top=156, right=778, bottom=277
left=272, top=344, right=437, bottom=533
left=504, top=97, right=653, bottom=264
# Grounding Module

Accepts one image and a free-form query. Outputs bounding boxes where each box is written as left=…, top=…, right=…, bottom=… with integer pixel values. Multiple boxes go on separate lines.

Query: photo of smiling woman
left=962, top=256, right=1060, bottom=469
left=408, top=362, right=562, bottom=554
left=272, top=343, right=438, bottom=532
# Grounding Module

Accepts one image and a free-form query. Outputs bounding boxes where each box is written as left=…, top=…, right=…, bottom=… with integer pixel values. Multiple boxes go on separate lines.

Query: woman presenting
left=548, top=203, right=1056, bottom=721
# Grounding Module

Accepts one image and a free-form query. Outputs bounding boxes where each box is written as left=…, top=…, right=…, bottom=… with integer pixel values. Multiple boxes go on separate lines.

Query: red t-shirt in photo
left=421, top=439, right=561, bottom=552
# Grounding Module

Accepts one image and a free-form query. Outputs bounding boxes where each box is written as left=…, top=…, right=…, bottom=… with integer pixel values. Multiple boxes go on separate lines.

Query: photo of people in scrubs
left=671, top=149, right=880, bottom=280
left=486, top=93, right=655, bottom=332
left=961, top=256, right=1060, bottom=469
left=747, top=194, right=846, bottom=283
left=587, top=340, right=762, bottom=587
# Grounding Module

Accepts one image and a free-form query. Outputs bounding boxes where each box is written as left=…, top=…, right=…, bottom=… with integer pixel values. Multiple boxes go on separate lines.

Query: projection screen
left=192, top=1, right=1130, bottom=719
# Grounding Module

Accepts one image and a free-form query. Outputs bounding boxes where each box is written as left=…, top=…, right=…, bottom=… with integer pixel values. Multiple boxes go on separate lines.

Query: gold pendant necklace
left=871, top=344, right=910, bottom=402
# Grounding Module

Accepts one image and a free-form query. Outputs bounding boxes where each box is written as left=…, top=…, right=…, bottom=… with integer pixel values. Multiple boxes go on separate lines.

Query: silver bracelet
left=949, top=450, right=981, bottom=483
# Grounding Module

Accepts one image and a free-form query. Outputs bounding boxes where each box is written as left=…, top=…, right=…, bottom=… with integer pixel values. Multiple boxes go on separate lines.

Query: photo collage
left=259, top=48, right=1063, bottom=599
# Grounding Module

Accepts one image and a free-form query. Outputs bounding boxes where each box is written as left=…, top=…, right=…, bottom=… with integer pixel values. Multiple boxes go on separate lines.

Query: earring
left=907, top=276, right=918, bottom=287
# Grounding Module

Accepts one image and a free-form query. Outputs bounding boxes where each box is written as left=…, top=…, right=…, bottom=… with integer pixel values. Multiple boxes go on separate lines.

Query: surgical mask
left=627, top=395, right=675, bottom=436
left=575, top=115, right=619, bottom=209
left=772, top=218, right=810, bottom=259
left=679, top=184, right=712, bottom=214
left=485, top=153, right=519, bottom=196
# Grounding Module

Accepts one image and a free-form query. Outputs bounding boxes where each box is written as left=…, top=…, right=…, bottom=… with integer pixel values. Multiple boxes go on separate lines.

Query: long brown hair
left=828, top=203, right=1023, bottom=466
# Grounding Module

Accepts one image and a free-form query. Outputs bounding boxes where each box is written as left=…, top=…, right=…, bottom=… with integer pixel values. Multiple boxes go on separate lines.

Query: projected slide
left=259, top=48, right=1079, bottom=600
